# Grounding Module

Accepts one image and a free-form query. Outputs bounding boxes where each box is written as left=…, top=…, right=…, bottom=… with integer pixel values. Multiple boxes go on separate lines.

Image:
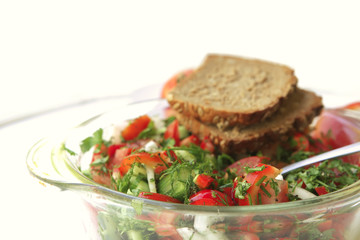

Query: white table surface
left=1, top=1, right=360, bottom=239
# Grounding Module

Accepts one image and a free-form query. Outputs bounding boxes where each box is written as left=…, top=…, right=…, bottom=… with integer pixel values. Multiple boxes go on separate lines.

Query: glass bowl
left=27, top=98, right=360, bottom=240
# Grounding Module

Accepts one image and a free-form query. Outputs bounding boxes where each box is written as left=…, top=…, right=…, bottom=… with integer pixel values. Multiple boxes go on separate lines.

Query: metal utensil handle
left=281, top=141, right=360, bottom=175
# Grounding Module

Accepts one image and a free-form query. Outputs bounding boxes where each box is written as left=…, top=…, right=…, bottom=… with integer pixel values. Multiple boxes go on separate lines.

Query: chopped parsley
left=80, top=128, right=104, bottom=153
left=137, top=121, right=156, bottom=139
left=286, top=158, right=360, bottom=195
left=245, top=165, right=265, bottom=173
left=234, top=179, right=251, bottom=200
left=90, top=156, right=109, bottom=167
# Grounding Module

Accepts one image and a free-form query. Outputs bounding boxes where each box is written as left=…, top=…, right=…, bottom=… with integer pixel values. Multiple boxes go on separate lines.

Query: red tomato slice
left=315, top=186, right=329, bottom=195
left=107, top=144, right=126, bottom=158
left=200, top=136, right=215, bottom=153
left=276, top=180, right=289, bottom=203
left=90, top=169, right=111, bottom=187
left=180, top=135, right=200, bottom=146
left=121, top=115, right=151, bottom=141
left=308, top=137, right=332, bottom=154
left=343, top=101, right=360, bottom=111
left=233, top=164, right=281, bottom=205
left=161, top=69, right=193, bottom=98
left=220, top=186, right=233, bottom=199
left=106, top=147, right=133, bottom=170
left=189, top=189, right=234, bottom=206
left=117, top=152, right=168, bottom=176
left=164, top=119, right=180, bottom=146
left=258, top=180, right=289, bottom=204
left=89, top=144, right=111, bottom=186
left=138, top=192, right=182, bottom=203
left=312, top=110, right=360, bottom=149
left=311, top=110, right=360, bottom=165
left=292, top=132, right=310, bottom=151
left=159, top=149, right=178, bottom=162
left=226, top=156, right=270, bottom=177
left=91, top=144, right=108, bottom=162
left=193, top=174, right=217, bottom=190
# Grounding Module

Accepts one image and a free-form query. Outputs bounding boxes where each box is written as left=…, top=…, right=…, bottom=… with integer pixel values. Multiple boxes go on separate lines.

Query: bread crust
left=167, top=54, right=298, bottom=128
left=174, top=88, right=323, bottom=154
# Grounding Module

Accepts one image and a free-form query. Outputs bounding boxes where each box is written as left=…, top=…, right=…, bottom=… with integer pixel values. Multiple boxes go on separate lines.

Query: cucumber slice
left=129, top=175, right=147, bottom=189
left=157, top=174, right=173, bottom=195
left=172, top=181, right=187, bottom=200
left=178, top=125, right=189, bottom=139
left=129, top=180, right=150, bottom=196
left=174, top=150, right=196, bottom=163
left=158, top=164, right=192, bottom=202
left=178, top=166, right=192, bottom=182
left=132, top=163, right=147, bottom=176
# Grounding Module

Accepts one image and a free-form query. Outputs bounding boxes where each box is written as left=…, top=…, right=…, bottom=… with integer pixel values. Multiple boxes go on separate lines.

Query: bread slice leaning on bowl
left=166, top=54, right=298, bottom=129
left=173, top=88, right=323, bottom=155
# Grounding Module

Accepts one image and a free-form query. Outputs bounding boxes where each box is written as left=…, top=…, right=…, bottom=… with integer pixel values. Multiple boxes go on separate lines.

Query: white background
left=1, top=1, right=360, bottom=239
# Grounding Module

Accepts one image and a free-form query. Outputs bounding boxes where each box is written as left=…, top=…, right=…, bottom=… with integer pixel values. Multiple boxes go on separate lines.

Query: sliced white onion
left=291, top=186, right=317, bottom=199
left=145, top=165, right=157, bottom=193
left=275, top=174, right=283, bottom=181
left=144, top=140, right=159, bottom=153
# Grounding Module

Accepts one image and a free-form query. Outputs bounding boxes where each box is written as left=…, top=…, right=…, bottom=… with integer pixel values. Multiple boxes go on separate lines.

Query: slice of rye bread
left=173, top=88, right=323, bottom=154
left=166, top=54, right=298, bottom=128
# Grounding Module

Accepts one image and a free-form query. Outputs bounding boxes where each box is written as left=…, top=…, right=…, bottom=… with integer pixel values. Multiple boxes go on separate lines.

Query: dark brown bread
left=167, top=54, right=298, bottom=128
left=174, top=88, right=323, bottom=154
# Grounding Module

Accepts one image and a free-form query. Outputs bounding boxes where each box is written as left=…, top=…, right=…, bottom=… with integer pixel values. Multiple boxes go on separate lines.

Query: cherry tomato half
left=226, top=156, right=270, bottom=177
left=343, top=101, right=360, bottom=111
left=311, top=110, right=360, bottom=165
left=117, top=152, right=168, bottom=176
left=138, top=192, right=182, bottom=203
left=233, top=163, right=281, bottom=205
left=292, top=132, right=310, bottom=151
left=189, top=189, right=234, bottom=206
left=193, top=174, right=217, bottom=190
left=161, top=69, right=193, bottom=98
left=180, top=135, right=200, bottom=147
left=200, top=136, right=215, bottom=153
left=164, top=119, right=180, bottom=146
left=121, top=115, right=151, bottom=141
left=315, top=186, right=329, bottom=196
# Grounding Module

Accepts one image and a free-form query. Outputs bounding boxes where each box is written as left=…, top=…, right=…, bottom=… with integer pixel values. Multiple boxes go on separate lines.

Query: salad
left=68, top=100, right=360, bottom=240
left=77, top=104, right=360, bottom=206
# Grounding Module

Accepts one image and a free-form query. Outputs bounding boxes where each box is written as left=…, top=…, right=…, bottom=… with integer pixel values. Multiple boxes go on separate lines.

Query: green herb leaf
left=80, top=128, right=104, bottom=153
left=286, top=158, right=360, bottom=195
left=290, top=150, right=314, bottom=163
left=255, top=176, right=267, bottom=186
left=245, top=165, right=265, bottom=173
left=164, top=116, right=176, bottom=126
left=90, top=156, right=109, bottom=167
left=260, top=184, right=272, bottom=198
left=234, top=179, right=251, bottom=199
left=137, top=121, right=156, bottom=139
